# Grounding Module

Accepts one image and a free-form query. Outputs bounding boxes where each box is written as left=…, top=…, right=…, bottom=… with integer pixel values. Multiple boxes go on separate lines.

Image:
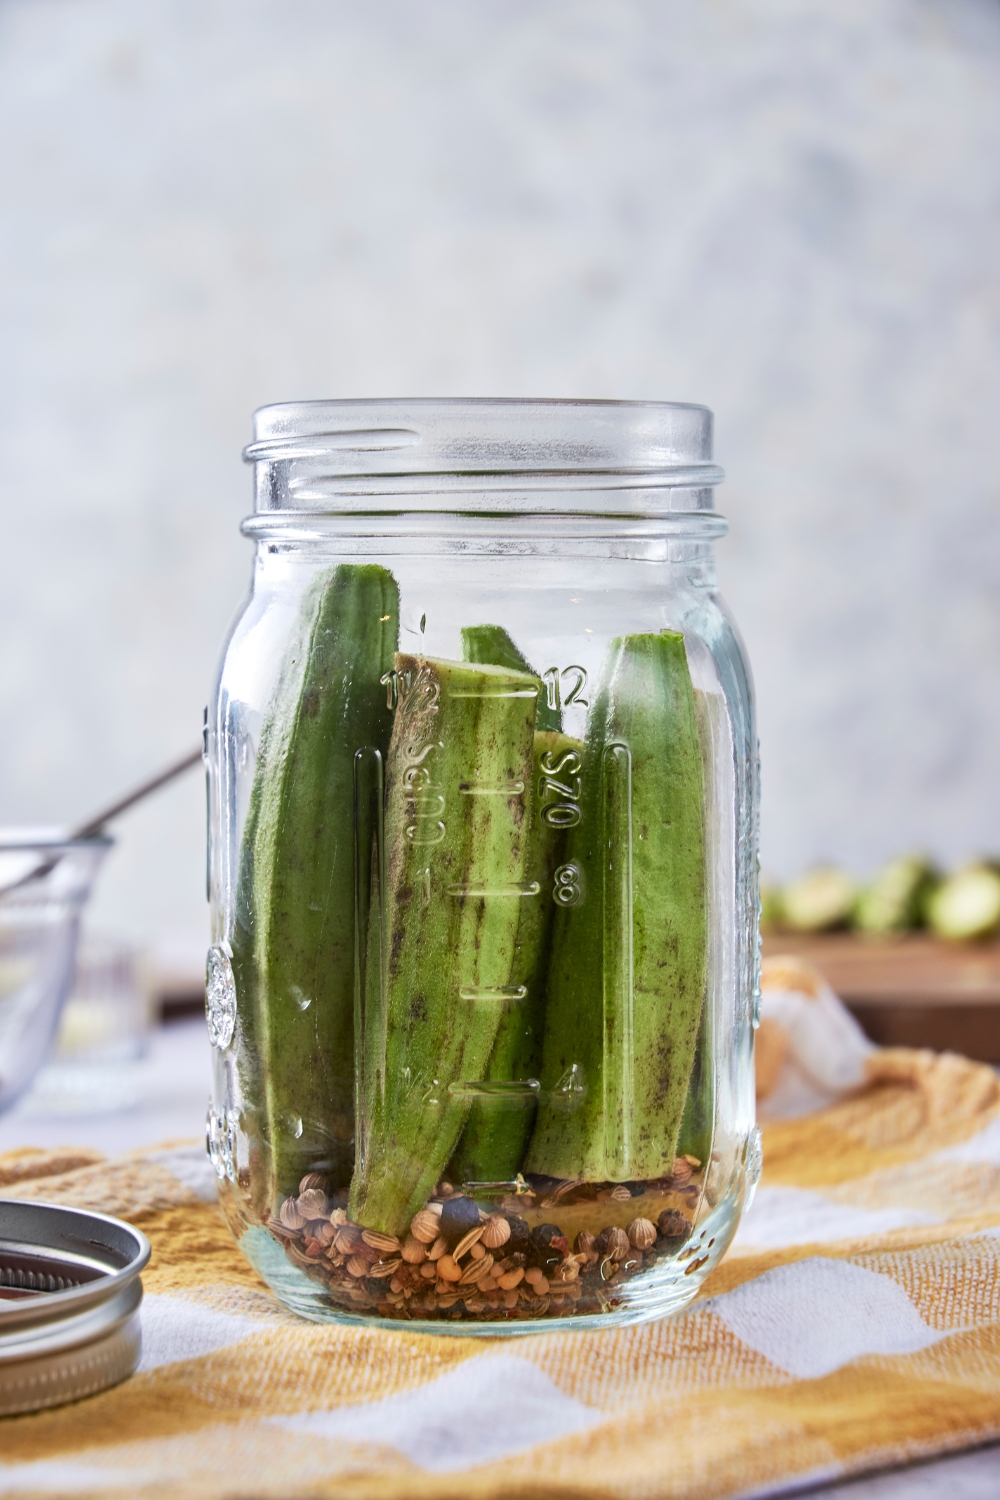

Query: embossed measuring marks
left=539, top=741, right=585, bottom=908
left=381, top=664, right=446, bottom=852
left=443, top=672, right=543, bottom=1101
left=447, top=1080, right=541, bottom=1099
left=542, top=665, right=589, bottom=712
left=445, top=674, right=538, bottom=913
left=446, top=883, right=540, bottom=898
left=372, top=660, right=595, bottom=1107
left=538, top=743, right=582, bottom=827
left=459, top=984, right=528, bottom=1001
left=553, top=863, right=583, bottom=906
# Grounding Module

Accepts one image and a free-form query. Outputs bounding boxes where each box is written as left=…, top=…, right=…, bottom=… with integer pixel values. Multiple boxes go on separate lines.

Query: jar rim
left=245, top=399, right=723, bottom=515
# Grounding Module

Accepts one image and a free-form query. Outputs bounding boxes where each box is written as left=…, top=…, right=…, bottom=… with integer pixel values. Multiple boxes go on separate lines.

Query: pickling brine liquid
left=207, top=400, right=759, bottom=1334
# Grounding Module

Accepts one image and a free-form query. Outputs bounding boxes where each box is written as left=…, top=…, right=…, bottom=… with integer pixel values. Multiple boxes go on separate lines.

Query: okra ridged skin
left=450, top=729, right=583, bottom=1186
left=525, top=631, right=707, bottom=1182
left=675, top=1002, right=713, bottom=1169
left=673, top=689, right=724, bottom=1170
left=235, top=564, right=400, bottom=1206
left=231, top=773, right=271, bottom=1219
left=461, top=624, right=562, bottom=733
left=349, top=653, right=539, bottom=1236
left=451, top=624, right=565, bottom=1184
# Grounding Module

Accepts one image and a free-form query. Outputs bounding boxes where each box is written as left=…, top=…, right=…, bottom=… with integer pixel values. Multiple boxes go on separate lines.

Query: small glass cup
left=0, top=832, right=111, bottom=1115
left=22, top=937, right=154, bottom=1117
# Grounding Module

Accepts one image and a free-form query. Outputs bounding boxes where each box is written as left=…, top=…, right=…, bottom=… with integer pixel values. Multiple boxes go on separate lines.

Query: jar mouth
left=244, top=399, right=724, bottom=516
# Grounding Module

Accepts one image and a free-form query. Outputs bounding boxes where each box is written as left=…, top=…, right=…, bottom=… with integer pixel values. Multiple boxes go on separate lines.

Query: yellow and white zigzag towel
left=3, top=1043, right=1000, bottom=1499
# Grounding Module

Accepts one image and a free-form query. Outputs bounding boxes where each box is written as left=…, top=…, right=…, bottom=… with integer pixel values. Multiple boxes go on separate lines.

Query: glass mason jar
left=206, top=399, right=760, bottom=1334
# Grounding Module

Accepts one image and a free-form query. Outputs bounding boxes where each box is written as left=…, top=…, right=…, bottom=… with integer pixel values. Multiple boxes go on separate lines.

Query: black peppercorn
left=439, top=1195, right=480, bottom=1249
left=504, top=1215, right=532, bottom=1258
left=530, top=1223, right=568, bottom=1271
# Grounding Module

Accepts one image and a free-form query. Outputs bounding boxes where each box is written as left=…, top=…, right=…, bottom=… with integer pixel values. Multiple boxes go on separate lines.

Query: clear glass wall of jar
left=205, top=399, right=760, bottom=1334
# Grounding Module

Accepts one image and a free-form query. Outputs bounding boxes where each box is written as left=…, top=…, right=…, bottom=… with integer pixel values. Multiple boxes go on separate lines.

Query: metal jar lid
left=0, top=1198, right=151, bottom=1416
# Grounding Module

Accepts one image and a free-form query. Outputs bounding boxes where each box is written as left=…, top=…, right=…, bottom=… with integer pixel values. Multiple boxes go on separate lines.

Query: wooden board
left=763, top=932, right=1000, bottom=1062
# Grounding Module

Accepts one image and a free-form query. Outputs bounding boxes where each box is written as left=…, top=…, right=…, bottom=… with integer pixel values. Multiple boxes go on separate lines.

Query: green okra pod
left=449, top=728, right=583, bottom=1186
left=449, top=622, right=578, bottom=1184
left=526, top=631, right=707, bottom=1182
left=349, top=652, right=540, bottom=1236
left=231, top=564, right=399, bottom=1206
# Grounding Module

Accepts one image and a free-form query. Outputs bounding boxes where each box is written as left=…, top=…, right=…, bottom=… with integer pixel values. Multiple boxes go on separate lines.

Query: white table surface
left=0, top=1016, right=213, bottom=1157
left=1, top=1019, right=997, bottom=1499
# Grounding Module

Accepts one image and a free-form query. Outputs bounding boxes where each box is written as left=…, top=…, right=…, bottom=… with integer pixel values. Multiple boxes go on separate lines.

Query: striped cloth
left=3, top=1022, right=1000, bottom=1495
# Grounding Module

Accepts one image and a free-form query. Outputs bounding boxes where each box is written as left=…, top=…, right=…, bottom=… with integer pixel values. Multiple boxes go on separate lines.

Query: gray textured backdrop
left=2, top=0, right=999, bottom=977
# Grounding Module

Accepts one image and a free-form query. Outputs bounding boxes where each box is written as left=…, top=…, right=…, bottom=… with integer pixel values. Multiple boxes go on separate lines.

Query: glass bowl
left=0, top=831, right=111, bottom=1115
